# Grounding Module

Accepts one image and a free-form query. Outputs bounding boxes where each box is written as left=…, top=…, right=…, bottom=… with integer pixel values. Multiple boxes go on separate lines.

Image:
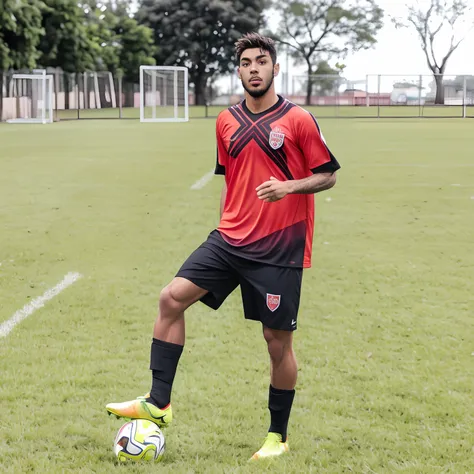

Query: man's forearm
left=287, top=172, right=336, bottom=195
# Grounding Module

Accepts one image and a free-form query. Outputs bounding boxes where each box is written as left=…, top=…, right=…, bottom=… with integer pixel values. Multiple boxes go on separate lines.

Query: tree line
left=1, top=0, right=472, bottom=106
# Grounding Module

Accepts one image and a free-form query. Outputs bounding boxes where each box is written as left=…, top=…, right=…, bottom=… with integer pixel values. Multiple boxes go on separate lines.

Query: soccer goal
left=7, top=71, right=53, bottom=124
left=140, top=66, right=189, bottom=122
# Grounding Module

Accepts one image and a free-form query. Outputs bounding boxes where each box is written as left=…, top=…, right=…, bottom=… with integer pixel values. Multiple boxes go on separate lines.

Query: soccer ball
left=113, top=419, right=165, bottom=462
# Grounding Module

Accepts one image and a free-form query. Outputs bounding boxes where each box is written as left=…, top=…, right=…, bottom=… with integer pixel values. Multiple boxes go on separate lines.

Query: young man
left=106, top=32, right=340, bottom=460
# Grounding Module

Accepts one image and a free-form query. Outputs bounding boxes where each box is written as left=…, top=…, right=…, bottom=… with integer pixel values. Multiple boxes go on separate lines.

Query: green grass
left=0, top=117, right=473, bottom=473
left=55, top=105, right=227, bottom=120
left=55, top=104, right=474, bottom=120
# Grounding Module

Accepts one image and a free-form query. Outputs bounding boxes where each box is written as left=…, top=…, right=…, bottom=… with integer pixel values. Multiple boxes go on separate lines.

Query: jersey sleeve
left=298, top=112, right=341, bottom=174
left=215, top=113, right=227, bottom=175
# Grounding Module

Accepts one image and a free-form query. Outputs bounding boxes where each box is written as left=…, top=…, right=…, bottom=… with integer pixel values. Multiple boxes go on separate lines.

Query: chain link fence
left=0, top=68, right=143, bottom=121
left=285, top=74, right=474, bottom=118
left=2, top=69, right=474, bottom=121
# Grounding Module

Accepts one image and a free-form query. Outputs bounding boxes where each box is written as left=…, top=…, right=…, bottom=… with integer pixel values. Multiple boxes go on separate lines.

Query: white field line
left=0, top=272, right=82, bottom=338
left=191, top=169, right=214, bottom=190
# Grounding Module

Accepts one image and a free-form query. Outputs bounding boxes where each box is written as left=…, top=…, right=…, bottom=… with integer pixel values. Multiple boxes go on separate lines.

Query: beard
left=242, top=74, right=274, bottom=98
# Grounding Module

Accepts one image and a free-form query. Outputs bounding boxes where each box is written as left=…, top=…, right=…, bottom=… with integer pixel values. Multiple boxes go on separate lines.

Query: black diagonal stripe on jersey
left=231, top=107, right=254, bottom=158
left=231, top=101, right=291, bottom=161
left=231, top=134, right=254, bottom=159
left=230, top=104, right=251, bottom=128
left=308, top=112, right=339, bottom=164
left=230, top=106, right=258, bottom=158
left=228, top=106, right=252, bottom=157
left=255, top=104, right=294, bottom=165
left=225, top=99, right=296, bottom=176
left=232, top=102, right=291, bottom=170
left=253, top=123, right=289, bottom=172
left=259, top=101, right=295, bottom=135
left=253, top=133, right=294, bottom=180
left=254, top=101, right=296, bottom=167
left=232, top=100, right=289, bottom=150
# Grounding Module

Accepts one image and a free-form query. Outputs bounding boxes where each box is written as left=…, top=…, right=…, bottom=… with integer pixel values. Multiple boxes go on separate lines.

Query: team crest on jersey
left=266, top=293, right=281, bottom=312
left=269, top=127, right=285, bottom=150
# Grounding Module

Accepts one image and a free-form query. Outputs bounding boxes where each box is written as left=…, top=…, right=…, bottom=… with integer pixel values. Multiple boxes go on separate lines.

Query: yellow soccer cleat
left=106, top=394, right=172, bottom=427
left=250, top=432, right=289, bottom=460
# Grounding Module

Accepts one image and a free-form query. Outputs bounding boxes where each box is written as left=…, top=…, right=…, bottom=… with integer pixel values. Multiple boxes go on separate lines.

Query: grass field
left=55, top=104, right=474, bottom=120
left=0, top=116, right=473, bottom=473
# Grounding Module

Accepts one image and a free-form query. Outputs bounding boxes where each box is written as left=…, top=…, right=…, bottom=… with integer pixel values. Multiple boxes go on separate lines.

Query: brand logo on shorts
left=269, top=127, right=285, bottom=150
left=266, top=293, right=281, bottom=312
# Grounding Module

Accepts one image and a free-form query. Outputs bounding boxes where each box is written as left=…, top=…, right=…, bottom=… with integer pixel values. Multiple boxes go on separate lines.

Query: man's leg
left=263, top=327, right=296, bottom=442
left=250, top=328, right=296, bottom=460
left=239, top=263, right=302, bottom=460
left=107, top=237, right=239, bottom=425
left=154, top=277, right=207, bottom=344
left=106, top=277, right=207, bottom=424
left=148, top=277, right=208, bottom=408
left=264, top=327, right=297, bottom=391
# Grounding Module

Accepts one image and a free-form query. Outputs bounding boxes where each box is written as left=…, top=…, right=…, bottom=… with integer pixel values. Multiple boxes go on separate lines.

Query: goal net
left=7, top=72, right=53, bottom=124
left=140, top=66, right=189, bottom=122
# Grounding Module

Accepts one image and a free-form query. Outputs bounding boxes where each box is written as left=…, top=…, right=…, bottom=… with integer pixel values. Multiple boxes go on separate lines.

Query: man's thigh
left=176, top=241, right=239, bottom=310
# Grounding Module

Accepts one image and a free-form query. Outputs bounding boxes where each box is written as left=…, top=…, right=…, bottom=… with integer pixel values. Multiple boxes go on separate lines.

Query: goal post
left=7, top=72, right=53, bottom=124
left=140, top=66, right=189, bottom=122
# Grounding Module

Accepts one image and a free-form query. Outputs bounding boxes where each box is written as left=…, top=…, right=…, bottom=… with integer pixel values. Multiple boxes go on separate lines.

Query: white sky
left=339, top=0, right=474, bottom=78
left=269, top=0, right=474, bottom=77
left=130, top=0, right=474, bottom=93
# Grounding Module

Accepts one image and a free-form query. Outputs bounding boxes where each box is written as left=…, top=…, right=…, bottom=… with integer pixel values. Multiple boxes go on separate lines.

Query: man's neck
left=244, top=91, right=279, bottom=114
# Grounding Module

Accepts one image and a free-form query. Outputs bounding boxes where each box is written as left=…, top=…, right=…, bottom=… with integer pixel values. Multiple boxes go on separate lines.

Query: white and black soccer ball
left=113, top=419, right=165, bottom=462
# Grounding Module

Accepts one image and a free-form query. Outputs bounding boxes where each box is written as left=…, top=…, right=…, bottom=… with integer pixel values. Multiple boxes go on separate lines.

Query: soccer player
left=106, top=32, right=340, bottom=460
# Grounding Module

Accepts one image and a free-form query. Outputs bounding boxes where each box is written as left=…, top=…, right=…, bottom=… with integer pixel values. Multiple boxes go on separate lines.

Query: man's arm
left=256, top=173, right=336, bottom=203
left=287, top=172, right=336, bottom=194
left=220, top=181, right=227, bottom=217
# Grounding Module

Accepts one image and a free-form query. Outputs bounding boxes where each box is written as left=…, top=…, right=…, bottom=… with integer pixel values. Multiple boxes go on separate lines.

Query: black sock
left=147, top=338, right=183, bottom=408
left=268, top=385, right=295, bottom=443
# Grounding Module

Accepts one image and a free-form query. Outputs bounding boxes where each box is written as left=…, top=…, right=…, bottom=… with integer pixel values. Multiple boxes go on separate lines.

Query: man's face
left=238, top=48, right=279, bottom=98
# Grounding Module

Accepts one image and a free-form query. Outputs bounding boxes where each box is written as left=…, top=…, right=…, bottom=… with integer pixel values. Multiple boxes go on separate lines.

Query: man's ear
left=273, top=63, right=280, bottom=77
left=237, top=67, right=242, bottom=80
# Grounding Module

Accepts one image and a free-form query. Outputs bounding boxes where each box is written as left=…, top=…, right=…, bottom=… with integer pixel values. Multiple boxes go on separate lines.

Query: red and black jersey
left=214, top=95, right=340, bottom=268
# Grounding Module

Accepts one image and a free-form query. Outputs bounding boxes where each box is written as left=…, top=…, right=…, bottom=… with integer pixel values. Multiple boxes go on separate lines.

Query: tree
left=275, top=0, right=383, bottom=105
left=443, top=75, right=474, bottom=93
left=394, top=0, right=474, bottom=105
left=38, top=0, right=97, bottom=109
left=84, top=2, right=155, bottom=106
left=0, top=1, right=19, bottom=71
left=295, top=60, right=343, bottom=96
left=84, top=3, right=122, bottom=73
left=137, top=0, right=268, bottom=105
left=0, top=0, right=43, bottom=119
left=116, top=17, right=156, bottom=84
left=82, top=1, right=155, bottom=80
left=0, top=0, right=43, bottom=71
left=39, top=0, right=96, bottom=72
left=314, top=60, right=344, bottom=95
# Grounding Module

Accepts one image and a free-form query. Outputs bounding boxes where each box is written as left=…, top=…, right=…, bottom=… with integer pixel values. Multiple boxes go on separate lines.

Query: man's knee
left=263, top=327, right=293, bottom=363
left=159, top=284, right=185, bottom=315
left=159, top=278, right=207, bottom=316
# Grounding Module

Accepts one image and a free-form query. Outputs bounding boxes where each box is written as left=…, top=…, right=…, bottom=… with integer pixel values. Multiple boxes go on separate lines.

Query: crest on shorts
left=266, top=293, right=281, bottom=312
left=269, top=127, right=285, bottom=150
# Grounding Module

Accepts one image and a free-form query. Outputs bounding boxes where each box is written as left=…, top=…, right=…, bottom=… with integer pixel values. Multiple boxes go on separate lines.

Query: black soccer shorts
left=176, top=231, right=303, bottom=331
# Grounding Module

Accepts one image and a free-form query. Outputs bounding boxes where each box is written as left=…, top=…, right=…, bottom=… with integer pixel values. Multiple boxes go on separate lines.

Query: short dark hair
left=235, top=32, right=277, bottom=65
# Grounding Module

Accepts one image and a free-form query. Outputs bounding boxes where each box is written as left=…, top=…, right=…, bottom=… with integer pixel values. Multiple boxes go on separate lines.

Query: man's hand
left=256, top=177, right=291, bottom=203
